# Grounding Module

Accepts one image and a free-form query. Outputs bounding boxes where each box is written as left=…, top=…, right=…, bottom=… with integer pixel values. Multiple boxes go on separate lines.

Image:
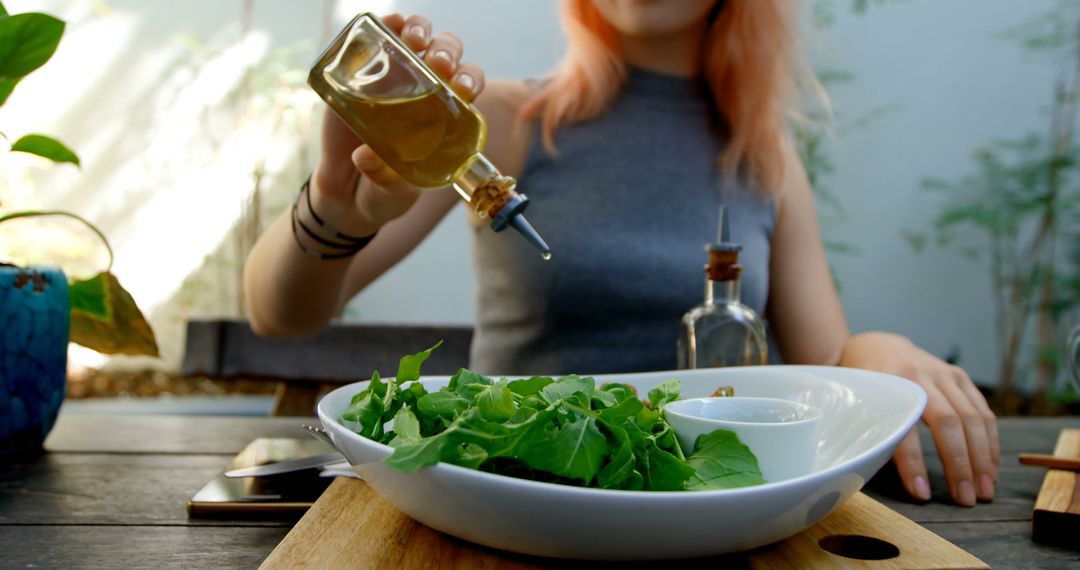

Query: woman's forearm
left=243, top=209, right=355, bottom=337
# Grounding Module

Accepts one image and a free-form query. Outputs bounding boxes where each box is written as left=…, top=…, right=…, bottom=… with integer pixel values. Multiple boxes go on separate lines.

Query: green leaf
left=395, top=340, right=442, bottom=383
left=68, top=273, right=110, bottom=320
left=539, top=374, right=594, bottom=405
left=10, top=133, right=79, bottom=166
left=0, top=3, right=8, bottom=17
left=475, top=381, right=517, bottom=422
left=684, top=429, right=766, bottom=490
left=68, top=271, right=159, bottom=356
left=454, top=442, right=489, bottom=469
left=636, top=435, right=696, bottom=491
left=595, top=422, right=636, bottom=489
left=596, top=395, right=644, bottom=424
left=417, top=391, right=470, bottom=421
left=342, top=374, right=387, bottom=440
left=447, top=368, right=491, bottom=399
left=506, top=376, right=552, bottom=397
left=0, top=76, right=15, bottom=106
left=0, top=13, right=64, bottom=81
left=647, top=379, right=681, bottom=409
left=518, top=412, right=607, bottom=483
left=388, top=407, right=421, bottom=448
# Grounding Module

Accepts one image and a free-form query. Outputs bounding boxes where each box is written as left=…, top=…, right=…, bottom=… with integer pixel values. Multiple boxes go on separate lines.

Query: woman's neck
left=616, top=21, right=709, bottom=77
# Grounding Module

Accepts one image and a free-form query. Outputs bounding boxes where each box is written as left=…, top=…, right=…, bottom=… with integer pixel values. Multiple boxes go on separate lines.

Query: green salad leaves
left=341, top=343, right=764, bottom=491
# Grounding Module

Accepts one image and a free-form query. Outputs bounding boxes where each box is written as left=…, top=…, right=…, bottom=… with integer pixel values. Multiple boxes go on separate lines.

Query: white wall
left=817, top=0, right=1062, bottom=384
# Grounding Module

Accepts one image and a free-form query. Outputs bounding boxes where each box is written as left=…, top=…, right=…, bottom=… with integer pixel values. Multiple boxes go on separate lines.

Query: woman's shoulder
left=473, top=80, right=537, bottom=179
left=475, top=80, right=536, bottom=123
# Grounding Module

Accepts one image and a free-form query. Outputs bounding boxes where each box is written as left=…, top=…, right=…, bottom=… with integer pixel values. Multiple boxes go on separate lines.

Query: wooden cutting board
left=1032, top=428, right=1080, bottom=547
left=259, top=478, right=987, bottom=569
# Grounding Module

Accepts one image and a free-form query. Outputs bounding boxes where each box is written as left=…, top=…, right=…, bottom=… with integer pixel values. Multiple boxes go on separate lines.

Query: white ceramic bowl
left=664, top=396, right=822, bottom=483
left=318, top=365, right=926, bottom=560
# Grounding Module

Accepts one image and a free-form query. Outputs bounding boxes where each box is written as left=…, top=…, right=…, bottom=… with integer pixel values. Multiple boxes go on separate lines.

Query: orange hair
left=520, top=0, right=800, bottom=193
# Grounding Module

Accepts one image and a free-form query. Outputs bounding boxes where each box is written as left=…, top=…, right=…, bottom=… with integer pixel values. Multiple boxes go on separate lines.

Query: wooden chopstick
left=1019, top=453, right=1080, bottom=471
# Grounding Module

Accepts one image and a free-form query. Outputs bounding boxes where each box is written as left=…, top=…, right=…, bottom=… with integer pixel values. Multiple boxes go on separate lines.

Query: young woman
left=244, top=0, right=998, bottom=507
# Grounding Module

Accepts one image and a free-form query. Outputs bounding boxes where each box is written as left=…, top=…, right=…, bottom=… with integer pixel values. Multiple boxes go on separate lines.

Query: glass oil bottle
left=308, top=12, right=550, bottom=257
left=676, top=241, right=768, bottom=369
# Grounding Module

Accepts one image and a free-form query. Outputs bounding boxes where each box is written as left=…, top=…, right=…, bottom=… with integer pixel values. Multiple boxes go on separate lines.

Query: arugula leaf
left=396, top=341, right=442, bottom=383
left=507, top=376, right=553, bottom=396
left=342, top=371, right=387, bottom=440
left=595, top=422, right=636, bottom=489
left=417, top=391, right=470, bottom=421
left=475, top=380, right=517, bottom=422
left=388, top=407, right=421, bottom=448
left=647, top=379, right=681, bottom=409
left=518, top=411, right=607, bottom=483
left=685, top=429, right=766, bottom=490
left=637, top=437, right=696, bottom=491
left=539, top=374, right=594, bottom=405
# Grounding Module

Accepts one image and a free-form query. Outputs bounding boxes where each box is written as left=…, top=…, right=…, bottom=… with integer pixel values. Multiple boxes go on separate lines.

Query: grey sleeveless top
left=470, top=67, right=777, bottom=375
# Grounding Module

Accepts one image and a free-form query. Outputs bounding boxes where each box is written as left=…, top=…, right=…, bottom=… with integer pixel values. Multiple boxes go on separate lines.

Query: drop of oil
left=541, top=252, right=552, bottom=261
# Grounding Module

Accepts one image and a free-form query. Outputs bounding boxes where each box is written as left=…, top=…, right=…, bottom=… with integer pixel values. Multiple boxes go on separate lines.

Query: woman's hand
left=839, top=332, right=1000, bottom=507
left=310, top=13, right=486, bottom=238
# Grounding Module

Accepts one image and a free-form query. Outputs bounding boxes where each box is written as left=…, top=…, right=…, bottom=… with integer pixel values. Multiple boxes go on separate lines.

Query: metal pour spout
left=453, top=154, right=552, bottom=259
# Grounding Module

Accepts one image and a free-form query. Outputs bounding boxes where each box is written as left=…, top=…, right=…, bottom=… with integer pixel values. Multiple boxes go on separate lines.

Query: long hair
left=520, top=0, right=802, bottom=192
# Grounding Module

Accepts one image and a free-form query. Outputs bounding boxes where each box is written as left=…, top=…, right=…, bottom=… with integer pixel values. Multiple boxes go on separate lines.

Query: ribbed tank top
left=469, top=67, right=777, bottom=375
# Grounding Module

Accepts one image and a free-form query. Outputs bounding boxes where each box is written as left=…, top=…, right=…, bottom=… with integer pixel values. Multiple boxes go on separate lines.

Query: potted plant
left=0, top=2, right=158, bottom=461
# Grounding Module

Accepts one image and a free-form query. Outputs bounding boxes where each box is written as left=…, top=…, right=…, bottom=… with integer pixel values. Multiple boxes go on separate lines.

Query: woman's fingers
left=351, top=145, right=421, bottom=226
left=922, top=381, right=978, bottom=506
left=892, top=427, right=932, bottom=501
left=938, top=368, right=997, bottom=500
left=383, top=14, right=471, bottom=88
left=453, top=62, right=485, bottom=101
left=352, top=145, right=403, bottom=191
left=425, top=31, right=464, bottom=79
left=398, top=14, right=433, bottom=52
left=955, top=365, right=1000, bottom=478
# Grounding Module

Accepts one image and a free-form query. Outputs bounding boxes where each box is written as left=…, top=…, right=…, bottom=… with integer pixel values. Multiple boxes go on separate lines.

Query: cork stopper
left=705, top=242, right=742, bottom=282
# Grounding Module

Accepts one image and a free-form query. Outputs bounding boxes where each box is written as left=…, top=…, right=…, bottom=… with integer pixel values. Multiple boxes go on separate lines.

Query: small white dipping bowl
left=664, top=397, right=822, bottom=483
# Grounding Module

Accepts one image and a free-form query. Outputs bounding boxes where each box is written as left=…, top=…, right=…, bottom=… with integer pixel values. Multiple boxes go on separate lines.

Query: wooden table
left=2, top=414, right=1078, bottom=568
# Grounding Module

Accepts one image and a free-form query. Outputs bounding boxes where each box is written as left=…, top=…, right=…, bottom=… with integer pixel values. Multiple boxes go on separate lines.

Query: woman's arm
left=765, top=139, right=850, bottom=365
left=766, top=137, right=999, bottom=506
left=244, top=13, right=532, bottom=338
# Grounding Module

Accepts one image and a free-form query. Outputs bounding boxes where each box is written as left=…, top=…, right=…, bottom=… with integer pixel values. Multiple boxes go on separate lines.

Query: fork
left=302, top=423, right=337, bottom=448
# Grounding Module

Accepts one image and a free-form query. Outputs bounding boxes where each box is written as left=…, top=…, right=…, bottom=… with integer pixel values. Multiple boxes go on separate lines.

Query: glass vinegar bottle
left=676, top=243, right=768, bottom=369
left=308, top=12, right=549, bottom=256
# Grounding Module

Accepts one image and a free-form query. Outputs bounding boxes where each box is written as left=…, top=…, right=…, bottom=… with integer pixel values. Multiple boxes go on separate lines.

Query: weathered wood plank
left=922, top=521, right=1080, bottom=569
left=44, top=414, right=310, bottom=454
left=0, top=525, right=290, bottom=569
left=926, top=417, right=1080, bottom=453
left=0, top=453, right=295, bottom=526
left=866, top=451, right=1048, bottom=523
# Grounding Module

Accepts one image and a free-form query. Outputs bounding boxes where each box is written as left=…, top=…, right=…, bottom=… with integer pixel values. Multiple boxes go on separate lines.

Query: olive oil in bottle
left=309, top=13, right=549, bottom=257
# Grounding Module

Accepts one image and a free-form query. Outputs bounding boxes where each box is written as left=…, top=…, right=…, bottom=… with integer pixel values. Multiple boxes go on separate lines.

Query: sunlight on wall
left=105, top=32, right=273, bottom=308
left=337, top=0, right=396, bottom=23
left=2, top=1, right=325, bottom=369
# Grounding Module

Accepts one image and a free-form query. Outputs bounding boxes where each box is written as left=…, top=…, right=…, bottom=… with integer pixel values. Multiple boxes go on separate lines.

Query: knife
left=224, top=452, right=346, bottom=478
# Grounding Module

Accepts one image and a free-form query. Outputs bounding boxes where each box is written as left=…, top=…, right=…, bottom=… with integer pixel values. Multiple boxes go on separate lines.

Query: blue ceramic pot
left=0, top=265, right=69, bottom=460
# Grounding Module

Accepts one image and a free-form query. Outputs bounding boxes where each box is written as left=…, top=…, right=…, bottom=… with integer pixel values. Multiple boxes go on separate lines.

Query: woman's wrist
left=290, top=176, right=379, bottom=260
left=308, top=170, right=383, bottom=239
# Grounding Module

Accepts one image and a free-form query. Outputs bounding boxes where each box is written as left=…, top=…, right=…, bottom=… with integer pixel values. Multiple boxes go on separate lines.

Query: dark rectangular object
left=181, top=319, right=473, bottom=384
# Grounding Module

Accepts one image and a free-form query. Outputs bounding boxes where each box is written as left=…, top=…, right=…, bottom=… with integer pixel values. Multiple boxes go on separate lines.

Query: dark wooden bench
left=180, top=319, right=473, bottom=416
